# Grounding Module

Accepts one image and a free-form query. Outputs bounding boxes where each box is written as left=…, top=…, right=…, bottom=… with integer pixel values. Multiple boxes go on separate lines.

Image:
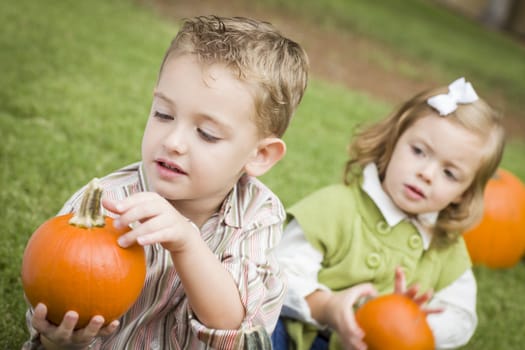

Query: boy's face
left=382, top=115, right=485, bottom=216
left=141, top=54, right=261, bottom=206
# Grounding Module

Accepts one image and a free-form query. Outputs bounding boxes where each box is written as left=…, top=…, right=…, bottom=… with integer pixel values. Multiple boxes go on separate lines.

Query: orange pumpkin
left=21, top=179, right=146, bottom=329
left=463, top=168, right=525, bottom=268
left=355, top=294, right=434, bottom=350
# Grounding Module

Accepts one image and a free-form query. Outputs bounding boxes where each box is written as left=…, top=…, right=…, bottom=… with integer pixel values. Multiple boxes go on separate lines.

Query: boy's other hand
left=32, top=303, right=118, bottom=349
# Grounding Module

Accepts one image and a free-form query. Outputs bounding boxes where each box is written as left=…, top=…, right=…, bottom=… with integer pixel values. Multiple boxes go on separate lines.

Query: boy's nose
left=163, top=126, right=189, bottom=154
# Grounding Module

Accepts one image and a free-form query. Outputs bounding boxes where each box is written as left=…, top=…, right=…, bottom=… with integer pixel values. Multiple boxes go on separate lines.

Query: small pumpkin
left=463, top=168, right=525, bottom=268
left=355, top=294, right=434, bottom=350
left=21, top=179, right=146, bottom=329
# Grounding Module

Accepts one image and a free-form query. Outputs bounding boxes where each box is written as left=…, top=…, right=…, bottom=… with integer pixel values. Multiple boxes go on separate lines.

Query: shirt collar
left=220, top=177, right=243, bottom=229
left=138, top=162, right=151, bottom=192
left=361, top=163, right=438, bottom=250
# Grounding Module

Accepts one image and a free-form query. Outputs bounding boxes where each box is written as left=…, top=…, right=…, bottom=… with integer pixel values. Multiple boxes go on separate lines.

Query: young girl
left=272, top=78, right=505, bottom=350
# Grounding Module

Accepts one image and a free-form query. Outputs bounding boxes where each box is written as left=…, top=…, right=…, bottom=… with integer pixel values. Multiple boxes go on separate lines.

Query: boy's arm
left=426, top=269, right=478, bottom=349
left=187, top=191, right=287, bottom=348
left=169, top=223, right=245, bottom=329
left=104, top=191, right=247, bottom=331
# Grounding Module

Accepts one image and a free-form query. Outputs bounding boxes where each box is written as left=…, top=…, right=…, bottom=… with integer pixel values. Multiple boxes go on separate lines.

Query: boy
left=23, top=15, right=309, bottom=350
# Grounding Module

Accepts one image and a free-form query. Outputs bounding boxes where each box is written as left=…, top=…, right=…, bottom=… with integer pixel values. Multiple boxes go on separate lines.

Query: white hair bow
left=427, top=77, right=479, bottom=116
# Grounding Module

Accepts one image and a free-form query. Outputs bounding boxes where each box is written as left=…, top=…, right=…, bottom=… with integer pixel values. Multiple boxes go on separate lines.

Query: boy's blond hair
left=158, top=15, right=309, bottom=138
left=344, top=85, right=505, bottom=246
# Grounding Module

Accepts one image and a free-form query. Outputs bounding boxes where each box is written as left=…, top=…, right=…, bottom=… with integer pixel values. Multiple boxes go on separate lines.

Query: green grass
left=261, top=0, right=525, bottom=115
left=0, top=0, right=172, bottom=346
left=1, top=0, right=524, bottom=349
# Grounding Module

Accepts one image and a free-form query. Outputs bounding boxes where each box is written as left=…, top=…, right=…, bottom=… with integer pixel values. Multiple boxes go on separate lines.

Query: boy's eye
left=197, top=128, right=220, bottom=143
left=154, top=111, right=174, bottom=120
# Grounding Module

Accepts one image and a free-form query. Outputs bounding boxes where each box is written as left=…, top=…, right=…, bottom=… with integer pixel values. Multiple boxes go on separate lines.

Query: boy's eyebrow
left=153, top=90, right=173, bottom=104
left=152, top=90, right=234, bottom=132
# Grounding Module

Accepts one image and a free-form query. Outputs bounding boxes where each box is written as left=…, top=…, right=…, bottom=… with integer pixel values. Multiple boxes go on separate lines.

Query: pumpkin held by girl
left=21, top=179, right=146, bottom=329
left=355, top=293, right=434, bottom=350
left=463, top=168, right=525, bottom=268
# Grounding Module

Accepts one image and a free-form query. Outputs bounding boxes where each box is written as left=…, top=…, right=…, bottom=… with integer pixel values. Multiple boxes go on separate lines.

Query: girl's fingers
left=345, top=317, right=364, bottom=339
left=350, top=336, right=368, bottom=350
left=424, top=306, right=445, bottom=315
left=394, top=266, right=406, bottom=293
left=404, top=285, right=419, bottom=299
left=353, top=283, right=377, bottom=298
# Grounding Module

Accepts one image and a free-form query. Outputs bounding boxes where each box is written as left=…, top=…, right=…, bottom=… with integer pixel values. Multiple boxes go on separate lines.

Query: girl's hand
left=325, top=283, right=378, bottom=350
left=103, top=192, right=198, bottom=253
left=31, top=303, right=118, bottom=349
left=393, top=266, right=444, bottom=315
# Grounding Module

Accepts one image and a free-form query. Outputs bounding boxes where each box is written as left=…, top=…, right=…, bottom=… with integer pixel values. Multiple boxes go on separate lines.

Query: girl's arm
left=274, top=219, right=328, bottom=325
left=277, top=220, right=375, bottom=350
left=426, top=269, right=478, bottom=349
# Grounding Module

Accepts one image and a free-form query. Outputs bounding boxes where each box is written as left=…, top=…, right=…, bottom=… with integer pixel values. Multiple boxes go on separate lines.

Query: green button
left=408, top=235, right=422, bottom=249
left=376, top=221, right=391, bottom=234
left=366, top=253, right=381, bottom=268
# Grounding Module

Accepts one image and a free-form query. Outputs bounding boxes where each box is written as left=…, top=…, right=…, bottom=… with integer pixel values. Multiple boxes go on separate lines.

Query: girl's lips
left=405, top=184, right=425, bottom=199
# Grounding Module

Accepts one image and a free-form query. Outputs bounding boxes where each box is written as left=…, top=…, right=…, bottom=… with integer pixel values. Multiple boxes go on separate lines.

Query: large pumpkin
left=21, top=179, right=146, bottom=329
left=463, top=168, right=525, bottom=268
left=355, top=294, right=434, bottom=350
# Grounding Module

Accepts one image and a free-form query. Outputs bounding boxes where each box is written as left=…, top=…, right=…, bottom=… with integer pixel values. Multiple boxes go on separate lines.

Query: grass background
left=1, top=0, right=524, bottom=348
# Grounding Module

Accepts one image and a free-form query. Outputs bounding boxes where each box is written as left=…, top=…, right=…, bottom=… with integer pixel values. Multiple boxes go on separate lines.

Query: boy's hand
left=103, top=192, right=198, bottom=252
left=325, top=283, right=377, bottom=350
left=31, top=303, right=118, bottom=349
left=393, top=266, right=444, bottom=315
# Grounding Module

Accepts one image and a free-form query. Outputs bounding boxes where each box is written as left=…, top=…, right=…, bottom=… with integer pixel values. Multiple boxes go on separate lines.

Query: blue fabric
left=271, top=318, right=328, bottom=350
left=311, top=335, right=329, bottom=350
left=271, top=318, right=290, bottom=350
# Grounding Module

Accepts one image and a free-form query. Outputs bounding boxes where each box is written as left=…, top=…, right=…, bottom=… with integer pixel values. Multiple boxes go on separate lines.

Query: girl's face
left=141, top=54, right=261, bottom=214
left=382, top=115, right=486, bottom=216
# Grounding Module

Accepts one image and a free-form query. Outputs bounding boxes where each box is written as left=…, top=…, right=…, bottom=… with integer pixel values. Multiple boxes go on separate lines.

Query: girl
left=272, top=78, right=505, bottom=350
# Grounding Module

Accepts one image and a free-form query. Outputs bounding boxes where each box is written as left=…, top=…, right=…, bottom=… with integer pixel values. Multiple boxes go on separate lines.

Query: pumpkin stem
left=69, top=178, right=105, bottom=228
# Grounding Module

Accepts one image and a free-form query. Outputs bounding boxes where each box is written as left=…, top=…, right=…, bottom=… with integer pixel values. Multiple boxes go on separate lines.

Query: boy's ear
left=244, top=138, right=286, bottom=177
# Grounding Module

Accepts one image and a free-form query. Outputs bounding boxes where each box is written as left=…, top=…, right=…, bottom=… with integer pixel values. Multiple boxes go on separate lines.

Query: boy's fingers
left=31, top=303, right=50, bottom=331
left=73, top=315, right=106, bottom=341
left=60, top=311, right=80, bottom=332
left=86, top=315, right=105, bottom=331
left=33, top=303, right=47, bottom=318
left=99, top=320, right=120, bottom=337
left=101, top=196, right=120, bottom=214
